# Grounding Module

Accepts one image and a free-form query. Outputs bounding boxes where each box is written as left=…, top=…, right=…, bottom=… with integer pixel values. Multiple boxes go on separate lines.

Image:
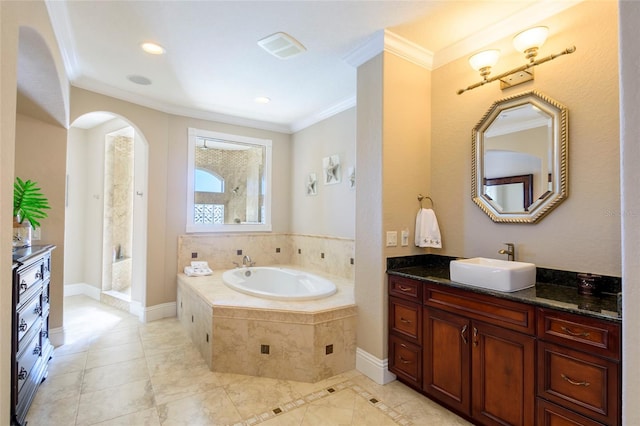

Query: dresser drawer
left=424, top=282, right=536, bottom=335
left=537, top=398, right=605, bottom=426
left=389, top=275, right=422, bottom=302
left=15, top=261, right=44, bottom=306
left=537, top=308, right=620, bottom=360
left=16, top=293, right=42, bottom=344
left=389, top=297, right=422, bottom=344
left=389, top=335, right=421, bottom=388
left=538, top=342, right=619, bottom=425
left=16, top=331, right=42, bottom=394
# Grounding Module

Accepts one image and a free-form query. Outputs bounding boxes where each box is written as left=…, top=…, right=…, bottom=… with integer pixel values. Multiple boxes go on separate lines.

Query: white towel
left=415, top=208, right=442, bottom=248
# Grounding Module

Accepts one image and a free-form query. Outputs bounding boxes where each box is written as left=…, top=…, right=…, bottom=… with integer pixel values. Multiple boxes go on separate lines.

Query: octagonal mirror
left=472, top=91, right=568, bottom=223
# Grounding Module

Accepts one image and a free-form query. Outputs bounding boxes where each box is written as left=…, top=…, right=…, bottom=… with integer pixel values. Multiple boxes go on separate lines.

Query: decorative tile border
left=231, top=380, right=412, bottom=426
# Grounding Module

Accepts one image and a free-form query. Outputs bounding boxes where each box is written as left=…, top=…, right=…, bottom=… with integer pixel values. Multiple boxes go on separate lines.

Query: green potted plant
left=13, top=177, right=50, bottom=249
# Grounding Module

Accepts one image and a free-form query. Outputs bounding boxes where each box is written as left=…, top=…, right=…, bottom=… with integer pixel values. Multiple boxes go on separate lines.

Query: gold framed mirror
left=472, top=90, right=568, bottom=223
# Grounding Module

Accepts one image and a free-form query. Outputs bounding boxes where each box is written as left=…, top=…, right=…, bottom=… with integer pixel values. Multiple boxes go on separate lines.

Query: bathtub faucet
left=242, top=255, right=255, bottom=267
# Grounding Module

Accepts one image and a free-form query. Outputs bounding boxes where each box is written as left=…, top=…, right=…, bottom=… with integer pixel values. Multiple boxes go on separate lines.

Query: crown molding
left=344, top=29, right=433, bottom=70
left=290, top=96, right=356, bottom=133
left=45, top=0, right=80, bottom=81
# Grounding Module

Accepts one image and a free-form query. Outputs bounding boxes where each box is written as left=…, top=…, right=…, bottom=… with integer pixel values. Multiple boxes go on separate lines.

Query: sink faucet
left=498, top=243, right=515, bottom=261
left=242, top=255, right=254, bottom=267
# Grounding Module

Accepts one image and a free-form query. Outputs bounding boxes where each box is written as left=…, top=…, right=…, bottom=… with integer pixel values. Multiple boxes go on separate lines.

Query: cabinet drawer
left=389, top=276, right=421, bottom=302
left=16, top=293, right=42, bottom=344
left=537, top=398, right=605, bottom=426
left=537, top=308, right=620, bottom=361
left=389, top=297, right=421, bottom=343
left=16, top=331, right=42, bottom=394
left=424, top=282, right=535, bottom=335
left=389, top=335, right=421, bottom=388
left=537, top=342, right=619, bottom=425
left=15, top=261, right=44, bottom=306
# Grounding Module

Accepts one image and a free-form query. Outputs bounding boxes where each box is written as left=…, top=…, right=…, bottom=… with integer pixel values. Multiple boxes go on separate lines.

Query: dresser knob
left=18, top=367, right=27, bottom=380
left=18, top=319, right=28, bottom=332
left=20, top=280, right=28, bottom=291
left=33, top=345, right=41, bottom=356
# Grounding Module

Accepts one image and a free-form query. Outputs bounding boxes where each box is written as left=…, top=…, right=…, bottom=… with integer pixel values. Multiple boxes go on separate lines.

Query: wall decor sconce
left=323, top=154, right=341, bottom=185
left=458, top=26, right=576, bottom=95
left=306, top=173, right=318, bottom=196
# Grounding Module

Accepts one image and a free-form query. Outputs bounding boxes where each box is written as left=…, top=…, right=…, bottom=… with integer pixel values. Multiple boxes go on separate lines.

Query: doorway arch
left=65, top=112, right=149, bottom=319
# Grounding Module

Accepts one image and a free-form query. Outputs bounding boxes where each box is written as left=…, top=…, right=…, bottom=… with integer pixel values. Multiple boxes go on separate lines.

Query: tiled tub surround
left=387, top=254, right=621, bottom=322
left=177, top=266, right=356, bottom=383
left=178, top=233, right=355, bottom=280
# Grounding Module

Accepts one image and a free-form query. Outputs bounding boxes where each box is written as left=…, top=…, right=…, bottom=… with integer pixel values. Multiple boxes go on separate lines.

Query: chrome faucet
left=498, top=243, right=515, bottom=261
left=242, top=255, right=254, bottom=267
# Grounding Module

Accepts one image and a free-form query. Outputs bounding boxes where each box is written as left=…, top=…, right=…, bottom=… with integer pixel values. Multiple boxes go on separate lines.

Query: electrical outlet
left=386, top=231, right=397, bottom=247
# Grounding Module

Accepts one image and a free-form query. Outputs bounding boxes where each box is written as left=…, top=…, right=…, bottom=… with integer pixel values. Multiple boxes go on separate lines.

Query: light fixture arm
left=457, top=46, right=576, bottom=95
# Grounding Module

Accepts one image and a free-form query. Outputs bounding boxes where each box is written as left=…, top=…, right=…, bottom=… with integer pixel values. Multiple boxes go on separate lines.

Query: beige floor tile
left=47, top=351, right=88, bottom=377
left=224, top=375, right=303, bottom=418
left=150, top=363, right=223, bottom=405
left=85, top=340, right=145, bottom=369
left=91, top=407, right=161, bottom=425
left=145, top=344, right=207, bottom=377
left=260, top=406, right=308, bottom=426
left=24, top=393, right=79, bottom=426
left=90, top=327, right=141, bottom=349
left=31, top=370, right=83, bottom=405
left=156, top=387, right=242, bottom=425
left=82, top=357, right=150, bottom=393
left=75, top=379, right=155, bottom=426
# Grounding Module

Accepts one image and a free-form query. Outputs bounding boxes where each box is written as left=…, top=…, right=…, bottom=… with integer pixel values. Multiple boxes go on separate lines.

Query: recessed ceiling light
left=141, top=42, right=166, bottom=55
left=127, top=75, right=152, bottom=85
left=254, top=96, right=271, bottom=104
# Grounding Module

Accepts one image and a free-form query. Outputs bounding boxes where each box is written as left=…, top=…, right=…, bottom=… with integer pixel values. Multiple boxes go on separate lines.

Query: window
left=186, top=128, right=272, bottom=232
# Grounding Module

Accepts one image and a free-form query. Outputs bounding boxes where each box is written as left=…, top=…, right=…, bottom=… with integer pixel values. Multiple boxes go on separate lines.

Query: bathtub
left=221, top=266, right=337, bottom=301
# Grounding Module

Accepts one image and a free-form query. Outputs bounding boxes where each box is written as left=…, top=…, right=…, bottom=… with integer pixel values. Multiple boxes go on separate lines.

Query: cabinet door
left=472, top=321, right=535, bottom=426
left=423, top=307, right=471, bottom=416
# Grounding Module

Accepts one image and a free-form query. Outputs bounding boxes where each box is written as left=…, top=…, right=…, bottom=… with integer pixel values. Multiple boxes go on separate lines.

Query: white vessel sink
left=449, top=257, right=536, bottom=292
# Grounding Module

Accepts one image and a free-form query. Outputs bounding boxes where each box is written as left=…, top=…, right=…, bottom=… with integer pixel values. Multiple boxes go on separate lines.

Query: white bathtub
left=221, top=266, right=337, bottom=301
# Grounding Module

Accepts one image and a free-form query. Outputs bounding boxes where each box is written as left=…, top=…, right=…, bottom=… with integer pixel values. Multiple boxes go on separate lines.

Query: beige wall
left=290, top=108, right=356, bottom=238
left=71, top=88, right=292, bottom=307
left=430, top=1, right=620, bottom=276
left=1, top=0, right=70, bottom=420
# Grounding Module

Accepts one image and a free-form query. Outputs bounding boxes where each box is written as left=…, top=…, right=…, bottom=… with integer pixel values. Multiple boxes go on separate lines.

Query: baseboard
left=143, top=302, right=176, bottom=322
left=130, top=300, right=143, bottom=319
left=49, top=326, right=65, bottom=347
left=355, top=347, right=396, bottom=385
left=64, top=283, right=101, bottom=300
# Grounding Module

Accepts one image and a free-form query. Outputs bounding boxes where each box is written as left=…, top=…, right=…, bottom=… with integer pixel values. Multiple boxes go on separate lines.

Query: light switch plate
left=386, top=231, right=397, bottom=247
left=401, top=230, right=409, bottom=246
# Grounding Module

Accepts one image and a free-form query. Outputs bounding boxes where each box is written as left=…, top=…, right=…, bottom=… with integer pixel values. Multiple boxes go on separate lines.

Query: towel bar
left=417, top=194, right=434, bottom=208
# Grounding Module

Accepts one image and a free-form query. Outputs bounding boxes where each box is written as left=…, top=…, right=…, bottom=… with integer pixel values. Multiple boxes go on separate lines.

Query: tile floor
left=26, top=295, right=471, bottom=425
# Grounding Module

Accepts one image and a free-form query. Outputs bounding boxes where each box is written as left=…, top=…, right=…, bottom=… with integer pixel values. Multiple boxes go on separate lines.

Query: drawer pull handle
left=560, top=326, right=590, bottom=338
left=399, top=356, right=412, bottom=364
left=20, top=280, right=28, bottom=291
left=35, top=271, right=42, bottom=279
left=561, top=374, right=590, bottom=387
left=397, top=285, right=412, bottom=292
left=34, top=304, right=42, bottom=315
left=33, top=345, right=42, bottom=356
left=461, top=324, right=468, bottom=344
left=18, top=367, right=28, bottom=380
left=18, top=319, right=28, bottom=332
left=41, top=329, right=48, bottom=339
left=400, top=343, right=408, bottom=349
left=399, top=317, right=412, bottom=324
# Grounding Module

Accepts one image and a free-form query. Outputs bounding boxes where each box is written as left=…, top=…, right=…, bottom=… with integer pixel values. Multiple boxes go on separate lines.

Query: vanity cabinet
left=11, top=245, right=55, bottom=426
left=388, top=274, right=621, bottom=426
left=536, top=308, right=621, bottom=426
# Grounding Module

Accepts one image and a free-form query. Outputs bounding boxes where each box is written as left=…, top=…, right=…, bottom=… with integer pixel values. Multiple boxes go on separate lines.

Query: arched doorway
left=64, top=112, right=149, bottom=318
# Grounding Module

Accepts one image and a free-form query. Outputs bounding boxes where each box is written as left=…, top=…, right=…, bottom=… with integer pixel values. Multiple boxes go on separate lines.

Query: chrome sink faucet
left=498, top=243, right=515, bottom=261
left=242, top=255, right=254, bottom=267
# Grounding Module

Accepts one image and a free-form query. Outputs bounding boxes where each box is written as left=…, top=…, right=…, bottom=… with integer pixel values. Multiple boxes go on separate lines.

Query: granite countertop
left=387, top=256, right=621, bottom=323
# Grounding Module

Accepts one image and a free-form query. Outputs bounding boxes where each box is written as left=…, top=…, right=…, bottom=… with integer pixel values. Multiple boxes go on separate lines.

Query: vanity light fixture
left=458, top=26, right=575, bottom=95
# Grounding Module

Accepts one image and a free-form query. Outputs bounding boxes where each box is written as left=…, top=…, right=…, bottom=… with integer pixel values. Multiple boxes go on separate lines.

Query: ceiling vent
left=258, top=32, right=306, bottom=59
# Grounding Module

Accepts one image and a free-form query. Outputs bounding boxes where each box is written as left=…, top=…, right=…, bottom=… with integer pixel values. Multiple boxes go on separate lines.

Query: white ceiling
left=45, top=0, right=581, bottom=133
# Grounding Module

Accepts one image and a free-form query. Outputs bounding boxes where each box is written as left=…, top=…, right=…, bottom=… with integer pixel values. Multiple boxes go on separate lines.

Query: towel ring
left=417, top=194, right=434, bottom=209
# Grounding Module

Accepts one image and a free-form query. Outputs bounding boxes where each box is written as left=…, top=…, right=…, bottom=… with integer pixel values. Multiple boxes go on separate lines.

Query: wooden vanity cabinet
left=423, top=283, right=536, bottom=426
left=389, top=275, right=621, bottom=426
left=536, top=308, right=621, bottom=426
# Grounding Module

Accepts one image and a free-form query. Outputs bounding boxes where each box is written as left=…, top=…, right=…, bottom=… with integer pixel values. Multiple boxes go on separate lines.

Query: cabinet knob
left=20, top=280, right=28, bottom=291
left=18, top=318, right=28, bottom=332
left=561, top=373, right=590, bottom=387
left=35, top=271, right=42, bottom=279
left=34, top=304, right=42, bottom=315
left=33, top=345, right=42, bottom=356
left=18, top=367, right=28, bottom=380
